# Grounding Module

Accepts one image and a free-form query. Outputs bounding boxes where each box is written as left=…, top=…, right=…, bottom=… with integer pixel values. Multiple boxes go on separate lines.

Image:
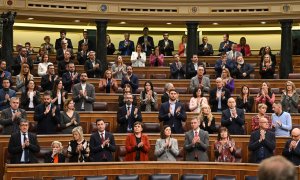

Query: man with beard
left=84, top=51, right=102, bottom=78
left=72, top=72, right=95, bottom=111
left=62, top=62, right=80, bottom=93
left=34, top=91, right=60, bottom=134
left=0, top=78, right=16, bottom=110
left=13, top=47, right=33, bottom=76
left=121, top=66, right=139, bottom=94
left=159, top=89, right=187, bottom=134
left=117, top=93, right=142, bottom=133
left=41, top=64, right=58, bottom=91
left=233, top=55, right=254, bottom=79
left=0, top=60, right=12, bottom=89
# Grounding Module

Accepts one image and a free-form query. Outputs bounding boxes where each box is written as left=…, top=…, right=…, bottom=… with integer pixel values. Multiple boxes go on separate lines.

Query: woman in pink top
left=255, top=81, right=275, bottom=113
left=149, top=46, right=164, bottom=66
left=236, top=37, right=251, bottom=56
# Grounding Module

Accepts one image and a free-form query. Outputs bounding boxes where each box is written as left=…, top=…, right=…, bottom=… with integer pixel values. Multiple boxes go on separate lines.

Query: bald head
left=227, top=97, right=236, bottom=109
left=291, top=128, right=300, bottom=141
left=259, top=117, right=269, bottom=130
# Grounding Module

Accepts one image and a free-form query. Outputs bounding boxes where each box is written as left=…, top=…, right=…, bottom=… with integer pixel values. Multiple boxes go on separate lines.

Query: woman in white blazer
left=131, top=44, right=146, bottom=67
left=154, top=125, right=179, bottom=161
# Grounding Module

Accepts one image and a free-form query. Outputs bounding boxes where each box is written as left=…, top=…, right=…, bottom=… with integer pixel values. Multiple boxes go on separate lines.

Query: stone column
left=280, top=20, right=293, bottom=79
left=1, top=11, right=16, bottom=69
left=186, top=22, right=198, bottom=78
left=95, top=20, right=108, bottom=77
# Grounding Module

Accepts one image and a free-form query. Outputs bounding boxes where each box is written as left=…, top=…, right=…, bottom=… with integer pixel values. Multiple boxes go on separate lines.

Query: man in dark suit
left=218, top=33, right=234, bottom=53
left=0, top=60, right=12, bottom=89
left=121, top=66, right=139, bottom=94
left=282, top=128, right=300, bottom=165
left=161, top=83, right=174, bottom=104
left=118, top=33, right=134, bottom=56
left=186, top=54, right=206, bottom=79
left=78, top=31, right=94, bottom=52
left=40, top=64, right=58, bottom=91
left=62, top=62, right=80, bottom=93
left=8, top=119, right=40, bottom=164
left=184, top=116, right=209, bottom=161
left=209, top=77, right=231, bottom=112
left=198, top=36, right=214, bottom=56
left=55, top=29, right=73, bottom=50
left=77, top=42, right=89, bottom=65
left=58, top=51, right=72, bottom=77
left=233, top=55, right=254, bottom=79
left=117, top=93, right=142, bottom=133
left=89, top=119, right=116, bottom=162
left=34, top=91, right=60, bottom=134
left=13, top=47, right=33, bottom=76
left=0, top=78, right=16, bottom=110
left=215, top=52, right=234, bottom=77
left=0, top=97, right=26, bottom=135
left=158, top=32, right=174, bottom=56
left=137, top=27, right=154, bottom=56
left=159, top=89, right=187, bottom=134
left=248, top=117, right=276, bottom=163
left=221, top=97, right=245, bottom=135
left=55, top=40, right=74, bottom=62
left=170, top=54, right=185, bottom=79
left=84, top=51, right=102, bottom=78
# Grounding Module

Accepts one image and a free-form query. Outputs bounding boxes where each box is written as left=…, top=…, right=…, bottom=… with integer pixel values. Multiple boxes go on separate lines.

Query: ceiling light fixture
left=119, top=21, right=126, bottom=24
left=212, top=22, right=218, bottom=25
left=166, top=22, right=172, bottom=25
left=27, top=18, right=34, bottom=20
left=261, top=21, right=266, bottom=24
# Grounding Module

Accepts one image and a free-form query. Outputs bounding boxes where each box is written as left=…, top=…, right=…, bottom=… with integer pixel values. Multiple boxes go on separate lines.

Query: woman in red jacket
left=125, top=121, right=150, bottom=161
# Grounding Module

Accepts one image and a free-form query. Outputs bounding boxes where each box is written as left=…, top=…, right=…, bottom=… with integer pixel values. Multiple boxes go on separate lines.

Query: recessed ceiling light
left=119, top=21, right=126, bottom=24
left=212, top=22, right=218, bottom=25
left=166, top=22, right=172, bottom=25
left=27, top=17, right=34, bottom=20
left=261, top=21, right=266, bottom=24
left=74, top=19, right=80, bottom=23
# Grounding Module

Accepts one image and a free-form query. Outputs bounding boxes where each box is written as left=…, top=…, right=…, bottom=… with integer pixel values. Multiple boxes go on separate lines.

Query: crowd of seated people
left=2, top=28, right=300, bottom=171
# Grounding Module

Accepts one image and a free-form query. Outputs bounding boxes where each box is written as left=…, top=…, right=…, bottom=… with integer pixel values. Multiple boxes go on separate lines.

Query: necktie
left=100, top=133, right=107, bottom=160
left=23, top=133, right=29, bottom=163
left=195, top=131, right=198, bottom=137
left=101, top=133, right=105, bottom=143
left=13, top=110, right=16, bottom=114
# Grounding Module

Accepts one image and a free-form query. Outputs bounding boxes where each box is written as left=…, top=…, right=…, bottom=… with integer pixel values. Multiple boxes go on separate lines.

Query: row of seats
left=51, top=174, right=257, bottom=180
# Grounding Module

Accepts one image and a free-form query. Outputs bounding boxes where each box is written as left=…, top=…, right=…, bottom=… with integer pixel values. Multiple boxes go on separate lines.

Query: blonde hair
left=258, top=103, right=267, bottom=110
left=51, top=141, right=63, bottom=153
left=198, top=104, right=213, bottom=123
left=72, top=126, right=84, bottom=140
left=286, top=81, right=296, bottom=94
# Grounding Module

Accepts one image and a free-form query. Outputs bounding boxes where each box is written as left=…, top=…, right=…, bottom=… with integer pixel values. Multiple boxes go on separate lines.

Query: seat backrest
left=85, top=176, right=108, bottom=180
left=154, top=87, right=164, bottom=94
left=244, top=176, right=257, bottom=180
left=136, top=74, right=145, bottom=79
left=288, top=73, right=300, bottom=79
left=151, top=74, right=167, bottom=79
left=249, top=88, right=260, bottom=94
left=181, top=174, right=204, bottom=180
left=116, top=145, right=127, bottom=161
left=93, top=102, right=108, bottom=111
left=143, top=122, right=161, bottom=133
left=176, top=147, right=185, bottom=161
left=29, top=121, right=37, bottom=133
left=116, top=175, right=139, bottom=180
left=90, top=122, right=110, bottom=133
left=52, top=177, right=76, bottom=180
left=214, top=175, right=236, bottom=180
left=149, top=174, right=172, bottom=180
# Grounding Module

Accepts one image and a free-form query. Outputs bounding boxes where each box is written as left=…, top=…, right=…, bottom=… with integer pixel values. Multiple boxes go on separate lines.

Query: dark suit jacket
left=13, top=56, right=33, bottom=76
left=186, top=62, right=206, bottom=79
left=117, top=105, right=142, bottom=133
left=221, top=108, right=245, bottom=135
left=56, top=48, right=74, bottom=62
left=40, top=74, right=57, bottom=92
left=55, top=38, right=73, bottom=50
left=198, top=43, right=214, bottom=56
left=21, top=91, right=41, bottom=110
left=184, top=129, right=209, bottom=161
left=161, top=92, right=169, bottom=104
left=137, top=36, right=154, bottom=56
left=8, top=132, right=40, bottom=164
left=209, top=87, right=231, bottom=112
left=218, top=40, right=234, bottom=53
left=118, top=40, right=134, bottom=56
left=158, top=39, right=174, bottom=56
left=282, top=139, right=300, bottom=165
left=0, top=89, right=16, bottom=110
left=259, top=63, right=275, bottom=79
left=248, top=129, right=276, bottom=163
left=233, top=62, right=254, bottom=79
left=170, top=62, right=185, bottom=79
left=58, top=60, right=72, bottom=77
left=77, top=51, right=89, bottom=65
left=158, top=101, right=187, bottom=134
left=0, top=108, right=27, bottom=135
left=214, top=59, right=234, bottom=77
left=62, top=71, right=80, bottom=93
left=84, top=59, right=102, bottom=78
left=120, top=74, right=139, bottom=94
left=44, top=152, right=65, bottom=163
left=34, top=104, right=60, bottom=134
left=78, top=39, right=94, bottom=52
left=89, top=131, right=116, bottom=162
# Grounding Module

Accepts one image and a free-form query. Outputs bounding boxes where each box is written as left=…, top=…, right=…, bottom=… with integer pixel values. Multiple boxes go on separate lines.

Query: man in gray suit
left=72, top=72, right=95, bottom=111
left=0, top=97, right=26, bottom=135
left=184, top=116, right=209, bottom=161
left=189, top=66, right=210, bottom=93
